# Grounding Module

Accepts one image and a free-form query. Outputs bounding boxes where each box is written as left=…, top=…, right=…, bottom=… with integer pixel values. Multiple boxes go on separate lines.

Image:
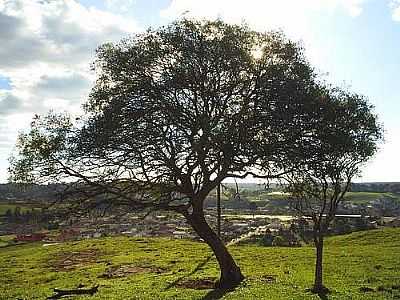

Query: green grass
left=0, top=235, right=15, bottom=247
left=246, top=191, right=400, bottom=207
left=247, top=192, right=288, bottom=201
left=0, top=203, right=39, bottom=215
left=0, top=228, right=399, bottom=299
left=343, top=192, right=400, bottom=204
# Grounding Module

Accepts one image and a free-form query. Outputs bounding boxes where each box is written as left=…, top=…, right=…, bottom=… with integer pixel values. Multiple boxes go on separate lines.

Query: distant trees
left=3, top=206, right=51, bottom=225
left=8, top=19, right=382, bottom=290
left=248, top=202, right=257, bottom=218
left=4, top=208, right=13, bottom=222
left=285, top=87, right=383, bottom=293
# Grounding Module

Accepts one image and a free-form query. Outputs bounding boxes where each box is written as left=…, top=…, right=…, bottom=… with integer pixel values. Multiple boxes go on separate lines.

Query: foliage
left=285, top=86, right=383, bottom=226
left=8, top=19, right=320, bottom=212
left=271, top=235, right=285, bottom=246
left=282, top=86, right=383, bottom=292
left=8, top=19, right=332, bottom=287
left=7, top=19, right=383, bottom=288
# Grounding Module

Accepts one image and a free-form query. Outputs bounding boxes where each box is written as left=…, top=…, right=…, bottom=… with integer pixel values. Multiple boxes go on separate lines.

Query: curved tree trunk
left=186, top=212, right=244, bottom=288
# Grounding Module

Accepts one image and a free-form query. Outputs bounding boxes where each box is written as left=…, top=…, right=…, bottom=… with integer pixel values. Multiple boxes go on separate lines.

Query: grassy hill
left=0, top=203, right=39, bottom=215
left=0, top=228, right=399, bottom=299
left=343, top=192, right=400, bottom=204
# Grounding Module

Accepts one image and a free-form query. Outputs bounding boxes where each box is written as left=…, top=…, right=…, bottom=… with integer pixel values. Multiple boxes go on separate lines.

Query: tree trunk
left=313, top=235, right=325, bottom=293
left=186, top=212, right=244, bottom=288
left=217, top=183, right=221, bottom=238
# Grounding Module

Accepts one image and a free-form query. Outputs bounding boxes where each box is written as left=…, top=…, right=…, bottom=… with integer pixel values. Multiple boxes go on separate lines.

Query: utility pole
left=217, top=183, right=221, bottom=239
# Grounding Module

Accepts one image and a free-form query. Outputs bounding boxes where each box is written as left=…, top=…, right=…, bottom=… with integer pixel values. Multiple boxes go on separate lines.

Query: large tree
left=10, top=19, right=328, bottom=288
left=284, top=87, right=383, bottom=293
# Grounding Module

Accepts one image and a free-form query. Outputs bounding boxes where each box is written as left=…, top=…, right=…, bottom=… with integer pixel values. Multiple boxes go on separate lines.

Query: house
left=56, top=228, right=80, bottom=241
left=387, top=218, right=400, bottom=227
left=15, top=233, right=46, bottom=242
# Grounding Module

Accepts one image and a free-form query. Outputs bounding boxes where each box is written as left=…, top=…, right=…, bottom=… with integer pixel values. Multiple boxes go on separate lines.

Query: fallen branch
left=47, top=285, right=99, bottom=299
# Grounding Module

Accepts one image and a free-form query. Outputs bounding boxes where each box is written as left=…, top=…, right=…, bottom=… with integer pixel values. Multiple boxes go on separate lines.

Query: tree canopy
left=284, top=87, right=383, bottom=293
left=9, top=19, right=322, bottom=213
left=8, top=19, right=382, bottom=288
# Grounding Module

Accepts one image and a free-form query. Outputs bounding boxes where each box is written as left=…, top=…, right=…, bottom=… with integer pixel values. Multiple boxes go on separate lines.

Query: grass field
left=0, top=235, right=15, bottom=247
left=0, top=203, right=39, bottom=215
left=247, top=191, right=400, bottom=203
left=0, top=228, right=399, bottom=299
left=343, top=192, right=400, bottom=204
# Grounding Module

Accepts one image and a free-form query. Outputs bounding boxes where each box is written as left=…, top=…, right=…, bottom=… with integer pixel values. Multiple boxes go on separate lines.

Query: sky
left=0, top=0, right=399, bottom=183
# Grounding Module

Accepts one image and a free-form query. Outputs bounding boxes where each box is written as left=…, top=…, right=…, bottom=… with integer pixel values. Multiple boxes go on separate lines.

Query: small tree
left=9, top=19, right=334, bottom=288
left=248, top=201, right=257, bottom=218
left=5, top=208, right=13, bottom=222
left=285, top=87, right=383, bottom=293
left=13, top=206, right=21, bottom=223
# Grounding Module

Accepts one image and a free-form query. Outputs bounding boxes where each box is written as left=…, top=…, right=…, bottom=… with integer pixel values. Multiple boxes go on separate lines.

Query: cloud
left=0, top=0, right=139, bottom=71
left=160, top=0, right=369, bottom=75
left=390, top=0, right=400, bottom=21
left=0, top=0, right=141, bottom=182
left=0, top=93, right=24, bottom=116
left=160, top=0, right=368, bottom=37
left=338, top=0, right=366, bottom=17
left=0, top=0, right=140, bottom=114
left=35, top=72, right=92, bottom=102
left=360, top=125, right=400, bottom=182
left=105, top=0, right=137, bottom=13
left=0, top=11, right=48, bottom=69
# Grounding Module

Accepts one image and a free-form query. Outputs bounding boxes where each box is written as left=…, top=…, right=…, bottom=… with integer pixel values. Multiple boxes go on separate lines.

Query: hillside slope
left=0, top=228, right=399, bottom=299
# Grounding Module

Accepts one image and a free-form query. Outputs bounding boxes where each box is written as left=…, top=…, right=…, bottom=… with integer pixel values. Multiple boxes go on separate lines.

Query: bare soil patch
left=51, top=249, right=102, bottom=271
left=260, top=274, right=278, bottom=283
left=99, top=264, right=167, bottom=279
left=249, top=274, right=278, bottom=283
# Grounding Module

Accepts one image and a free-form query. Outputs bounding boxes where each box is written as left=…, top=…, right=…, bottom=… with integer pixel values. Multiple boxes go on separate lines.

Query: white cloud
left=0, top=92, right=23, bottom=116
left=160, top=0, right=368, bottom=69
left=0, top=0, right=139, bottom=71
left=390, top=0, right=400, bottom=21
left=0, top=0, right=140, bottom=114
left=160, top=0, right=369, bottom=81
left=359, top=125, right=400, bottom=182
left=160, top=0, right=367, bottom=36
left=0, top=0, right=141, bottom=182
left=105, top=0, right=137, bottom=13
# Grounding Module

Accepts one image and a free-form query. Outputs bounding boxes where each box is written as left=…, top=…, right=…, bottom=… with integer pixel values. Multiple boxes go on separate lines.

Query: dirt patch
left=175, top=277, right=217, bottom=290
left=51, top=249, right=102, bottom=271
left=99, top=264, right=167, bottom=279
left=259, top=274, right=277, bottom=283
left=249, top=274, right=278, bottom=283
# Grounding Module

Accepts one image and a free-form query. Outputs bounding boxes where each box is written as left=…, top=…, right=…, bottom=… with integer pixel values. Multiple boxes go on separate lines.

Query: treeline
left=0, top=183, right=65, bottom=202
left=3, top=207, right=57, bottom=227
left=351, top=182, right=400, bottom=193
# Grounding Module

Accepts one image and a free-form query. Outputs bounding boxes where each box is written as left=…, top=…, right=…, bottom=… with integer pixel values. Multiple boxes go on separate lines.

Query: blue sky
left=0, top=0, right=399, bottom=183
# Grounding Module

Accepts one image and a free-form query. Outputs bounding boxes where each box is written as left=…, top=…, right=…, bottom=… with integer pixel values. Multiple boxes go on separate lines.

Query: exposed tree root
left=47, top=285, right=99, bottom=299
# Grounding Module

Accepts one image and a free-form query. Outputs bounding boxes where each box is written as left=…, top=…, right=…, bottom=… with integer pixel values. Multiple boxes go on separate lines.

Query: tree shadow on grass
left=164, top=254, right=240, bottom=299
left=306, top=287, right=329, bottom=300
left=164, top=254, right=213, bottom=291
left=201, top=287, right=236, bottom=300
left=317, top=292, right=328, bottom=300
left=316, top=287, right=330, bottom=300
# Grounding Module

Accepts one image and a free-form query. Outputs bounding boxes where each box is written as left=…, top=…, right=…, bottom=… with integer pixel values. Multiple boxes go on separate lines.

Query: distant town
left=1, top=182, right=399, bottom=247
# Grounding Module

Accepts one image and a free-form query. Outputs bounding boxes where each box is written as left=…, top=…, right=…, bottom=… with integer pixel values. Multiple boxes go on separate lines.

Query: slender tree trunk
left=313, top=235, right=325, bottom=292
left=186, top=212, right=244, bottom=288
left=217, top=184, right=221, bottom=238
